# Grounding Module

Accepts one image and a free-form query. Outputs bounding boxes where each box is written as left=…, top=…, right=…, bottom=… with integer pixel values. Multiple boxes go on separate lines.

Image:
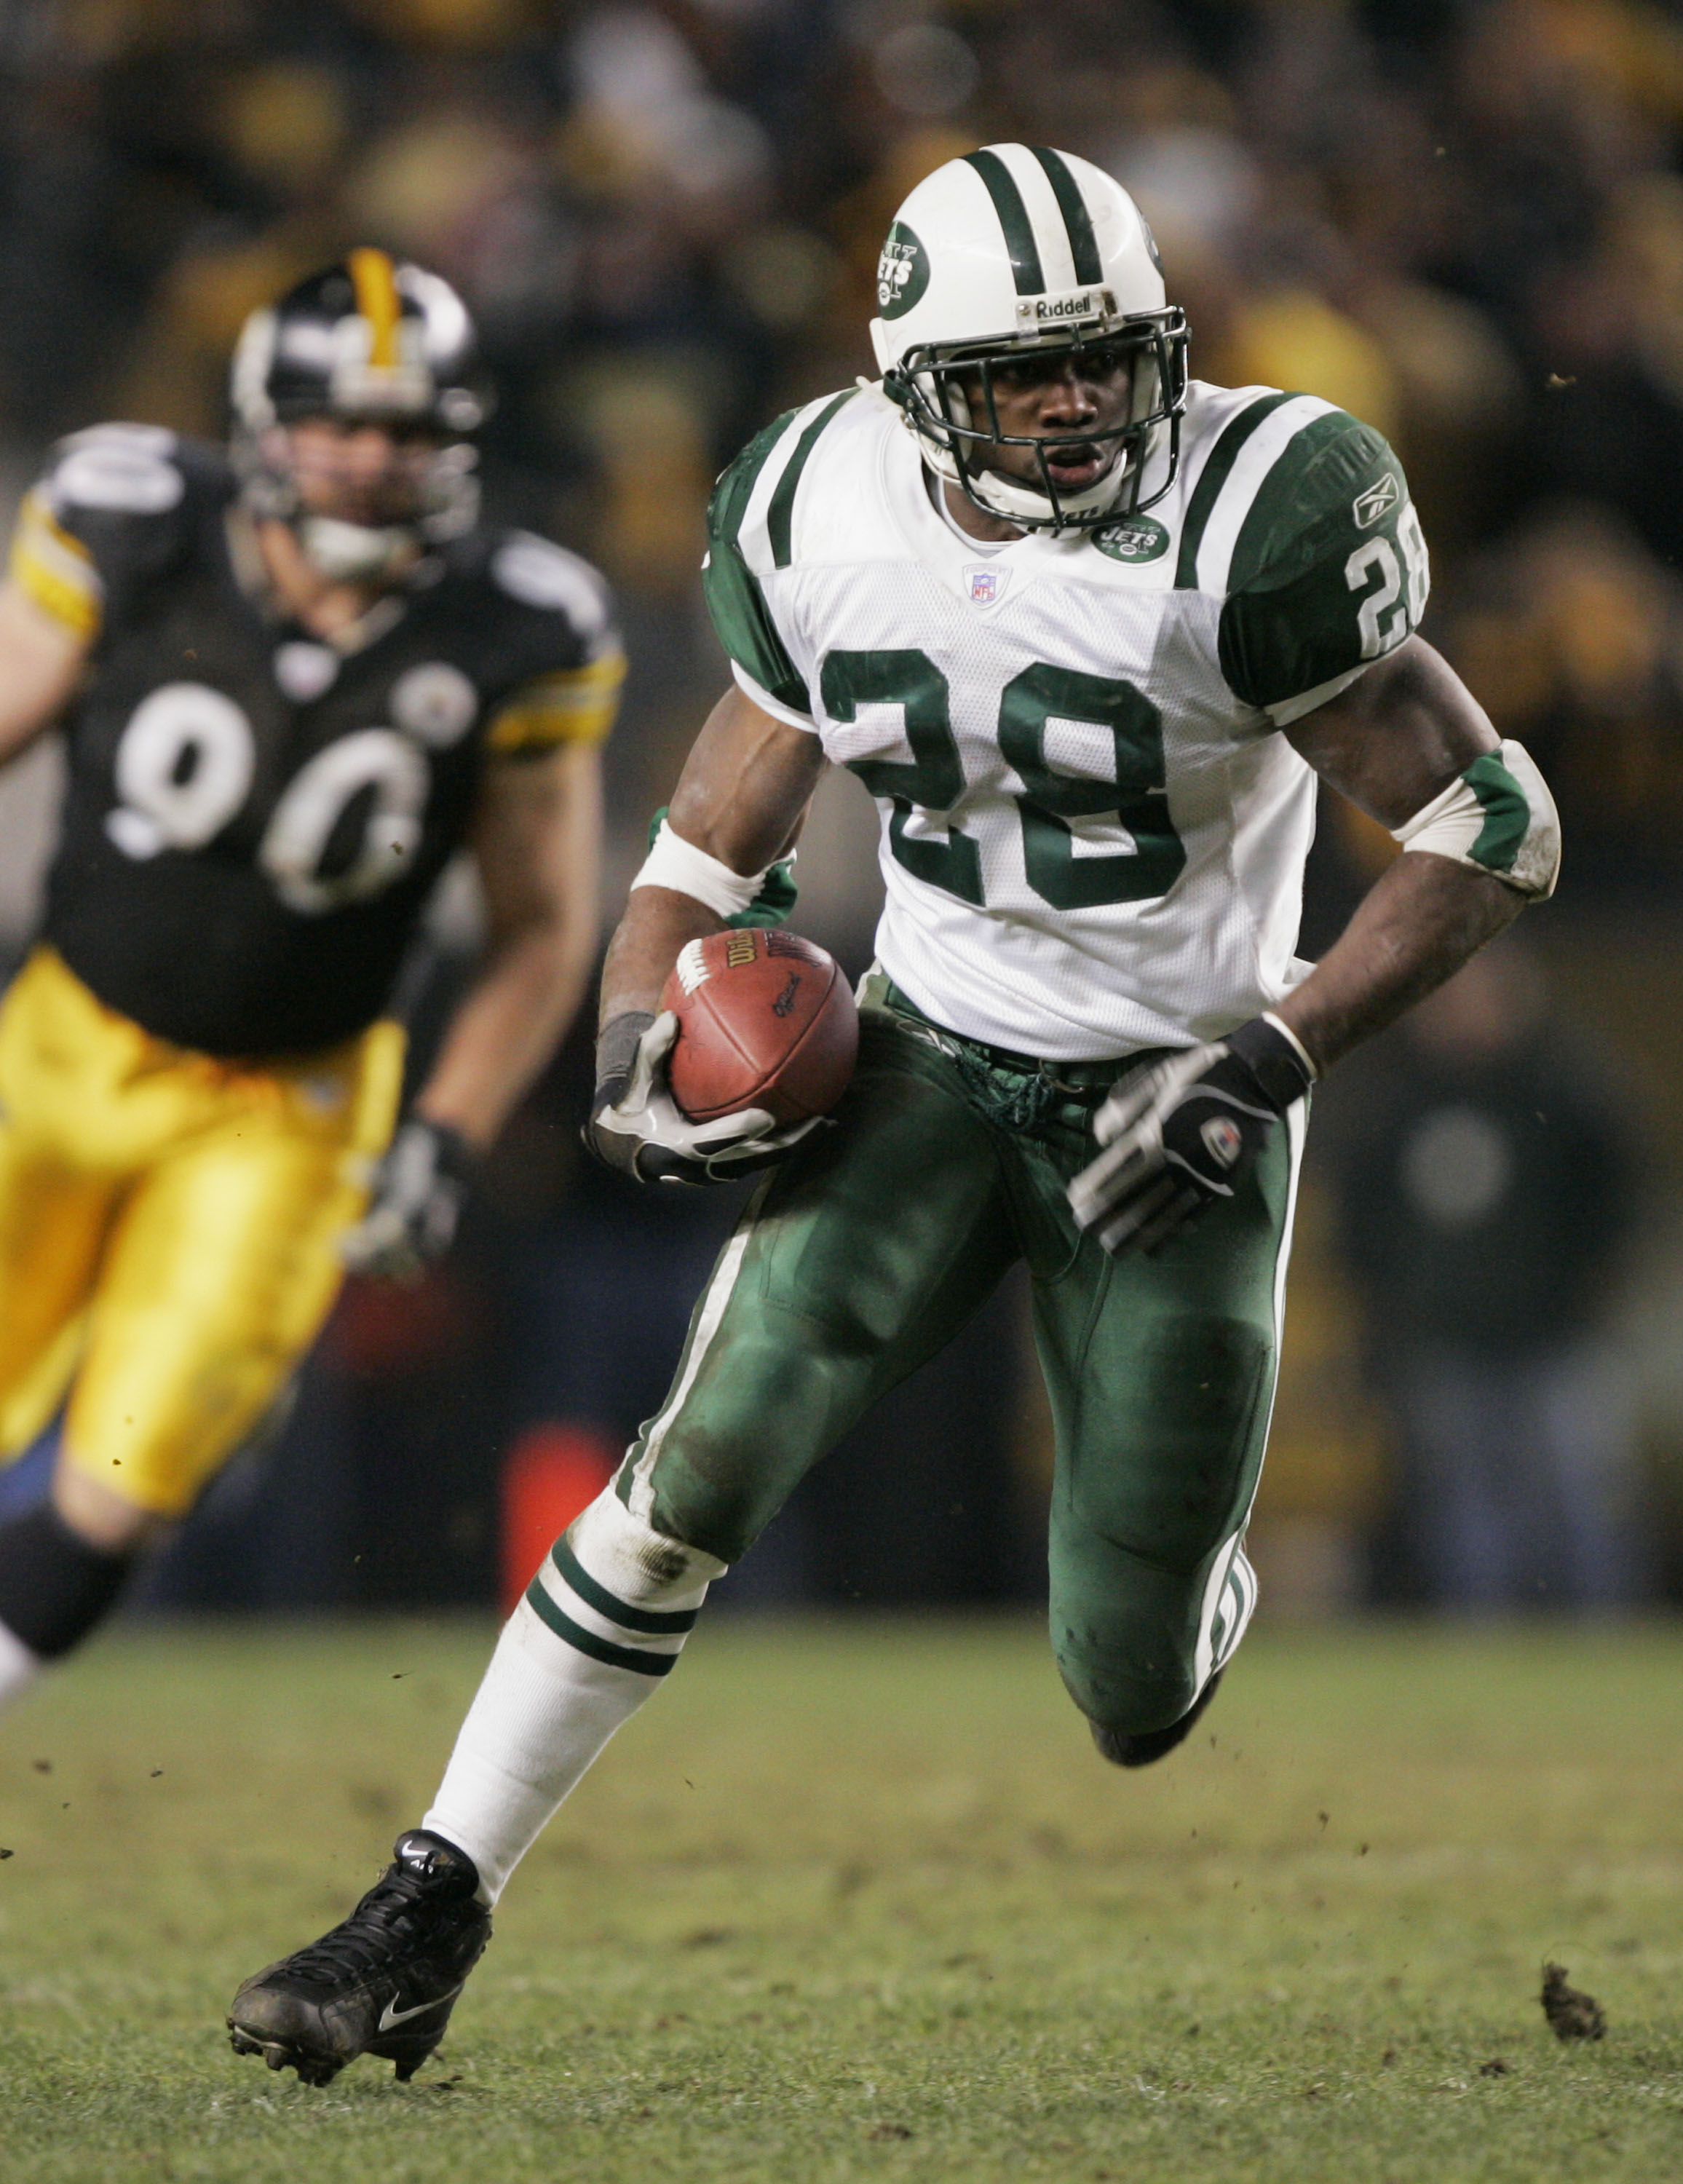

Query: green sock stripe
left=550, top=1540, right=698, bottom=1637
left=1463, top=752, right=1529, bottom=873
left=524, top=1578, right=678, bottom=1677
left=1174, top=391, right=1296, bottom=589
left=964, top=149, right=1045, bottom=295
left=1029, top=146, right=1102, bottom=285
left=767, top=389, right=857, bottom=569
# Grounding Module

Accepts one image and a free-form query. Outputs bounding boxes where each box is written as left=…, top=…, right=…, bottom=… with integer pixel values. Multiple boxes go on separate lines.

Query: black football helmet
left=229, top=250, right=486, bottom=579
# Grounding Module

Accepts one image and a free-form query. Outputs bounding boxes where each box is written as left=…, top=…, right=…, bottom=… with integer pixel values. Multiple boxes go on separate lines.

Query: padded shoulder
left=41, top=424, right=220, bottom=571
left=1226, top=409, right=1408, bottom=598
left=1212, top=403, right=1430, bottom=721
left=463, top=529, right=623, bottom=755
left=12, top=426, right=220, bottom=638
left=46, top=424, right=230, bottom=520
left=484, top=529, right=616, bottom=651
left=702, top=387, right=870, bottom=717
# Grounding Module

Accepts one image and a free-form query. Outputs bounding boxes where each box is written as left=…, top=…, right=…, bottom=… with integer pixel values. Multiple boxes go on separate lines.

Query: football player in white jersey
left=231, top=147, right=1559, bottom=2085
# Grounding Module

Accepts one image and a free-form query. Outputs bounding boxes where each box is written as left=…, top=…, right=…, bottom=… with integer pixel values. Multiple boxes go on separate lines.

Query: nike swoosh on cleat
left=378, top=1985, right=461, bottom=2033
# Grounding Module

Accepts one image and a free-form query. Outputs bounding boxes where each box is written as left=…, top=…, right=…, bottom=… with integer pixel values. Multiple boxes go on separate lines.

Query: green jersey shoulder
left=702, top=387, right=879, bottom=719
left=1172, top=386, right=1430, bottom=724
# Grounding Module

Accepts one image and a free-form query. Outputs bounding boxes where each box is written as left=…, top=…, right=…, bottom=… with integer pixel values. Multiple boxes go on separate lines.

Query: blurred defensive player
left=231, top=150, right=1559, bottom=2083
left=0, top=253, right=620, bottom=1706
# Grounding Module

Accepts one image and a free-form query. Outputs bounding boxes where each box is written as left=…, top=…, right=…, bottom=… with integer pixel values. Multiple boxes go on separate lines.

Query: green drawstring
left=943, top=1040, right=1064, bottom=1134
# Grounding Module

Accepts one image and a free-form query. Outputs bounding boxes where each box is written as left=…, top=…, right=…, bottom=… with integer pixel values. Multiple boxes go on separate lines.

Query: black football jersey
left=22, top=426, right=617, bottom=1056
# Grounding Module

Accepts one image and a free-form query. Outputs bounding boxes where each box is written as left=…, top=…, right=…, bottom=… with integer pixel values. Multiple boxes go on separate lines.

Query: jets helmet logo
left=876, top=223, right=930, bottom=320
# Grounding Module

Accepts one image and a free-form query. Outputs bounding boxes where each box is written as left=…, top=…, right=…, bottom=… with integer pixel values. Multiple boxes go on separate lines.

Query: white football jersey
left=703, top=379, right=1429, bottom=1059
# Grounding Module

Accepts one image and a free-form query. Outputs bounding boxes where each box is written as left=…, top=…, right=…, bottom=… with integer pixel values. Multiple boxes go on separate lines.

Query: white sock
left=423, top=1485, right=724, bottom=1903
left=0, top=1618, right=43, bottom=1711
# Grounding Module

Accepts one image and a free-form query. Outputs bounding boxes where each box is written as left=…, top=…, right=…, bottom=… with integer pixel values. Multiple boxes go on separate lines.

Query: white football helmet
left=869, top=145, right=1187, bottom=531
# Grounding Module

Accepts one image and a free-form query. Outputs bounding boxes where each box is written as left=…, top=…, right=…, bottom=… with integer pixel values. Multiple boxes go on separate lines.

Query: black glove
left=1067, top=1016, right=1313, bottom=1255
left=584, top=1009, right=819, bottom=1187
left=341, top=1116, right=477, bottom=1281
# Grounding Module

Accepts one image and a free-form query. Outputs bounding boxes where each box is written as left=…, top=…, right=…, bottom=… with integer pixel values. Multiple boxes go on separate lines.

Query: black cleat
left=1090, top=1668, right=1224, bottom=1769
left=228, top=1830, right=491, bottom=2086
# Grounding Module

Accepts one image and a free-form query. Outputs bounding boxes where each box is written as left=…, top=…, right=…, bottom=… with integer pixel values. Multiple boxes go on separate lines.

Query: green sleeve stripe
left=1465, top=752, right=1530, bottom=874
left=1224, top=409, right=1358, bottom=596
left=1174, top=391, right=1296, bottom=588
left=709, top=405, right=803, bottom=553
left=767, top=389, right=857, bottom=569
left=964, top=149, right=1045, bottom=294
left=1029, top=146, right=1102, bottom=284
left=524, top=1576, right=678, bottom=1677
left=550, top=1540, right=697, bottom=1635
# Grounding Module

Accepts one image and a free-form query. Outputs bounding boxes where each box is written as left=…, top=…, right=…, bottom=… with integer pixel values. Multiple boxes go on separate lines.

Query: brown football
left=661, top=928, right=859, bottom=1125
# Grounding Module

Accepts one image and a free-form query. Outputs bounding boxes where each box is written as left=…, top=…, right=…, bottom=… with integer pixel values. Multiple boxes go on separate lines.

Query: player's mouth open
left=1042, top=443, right=1109, bottom=488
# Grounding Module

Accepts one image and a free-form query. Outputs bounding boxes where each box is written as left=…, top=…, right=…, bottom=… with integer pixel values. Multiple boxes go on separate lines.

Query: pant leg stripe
left=523, top=1578, right=678, bottom=1676
left=550, top=1539, right=697, bottom=1636
left=1192, top=1099, right=1308, bottom=1691
left=625, top=1174, right=772, bottom=1522
left=1193, top=1533, right=1241, bottom=1691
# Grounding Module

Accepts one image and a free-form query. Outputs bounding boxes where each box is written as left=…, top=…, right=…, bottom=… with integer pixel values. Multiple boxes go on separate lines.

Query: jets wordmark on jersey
left=11, top=424, right=622, bottom=1056
left=705, top=381, right=1428, bottom=1060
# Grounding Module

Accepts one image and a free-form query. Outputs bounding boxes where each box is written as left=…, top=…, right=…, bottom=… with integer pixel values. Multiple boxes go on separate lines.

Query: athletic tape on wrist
left=631, top=820, right=769, bottom=920
left=1391, top=739, right=1560, bottom=899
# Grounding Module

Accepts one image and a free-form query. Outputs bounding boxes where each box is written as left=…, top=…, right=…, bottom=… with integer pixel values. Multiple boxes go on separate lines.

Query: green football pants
left=614, top=990, right=1304, bottom=1735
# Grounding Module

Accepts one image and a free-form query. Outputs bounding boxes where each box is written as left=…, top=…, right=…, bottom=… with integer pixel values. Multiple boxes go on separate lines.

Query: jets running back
left=229, top=151, right=1558, bottom=2091
left=707, top=371, right=1429, bottom=1055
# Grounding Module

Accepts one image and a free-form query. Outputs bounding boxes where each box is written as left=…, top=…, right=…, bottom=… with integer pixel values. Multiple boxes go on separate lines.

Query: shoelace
left=281, top=1867, right=458, bottom=1985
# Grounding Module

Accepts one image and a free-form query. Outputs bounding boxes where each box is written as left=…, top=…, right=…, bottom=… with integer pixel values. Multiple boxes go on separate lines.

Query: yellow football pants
left=0, top=948, right=404, bottom=1517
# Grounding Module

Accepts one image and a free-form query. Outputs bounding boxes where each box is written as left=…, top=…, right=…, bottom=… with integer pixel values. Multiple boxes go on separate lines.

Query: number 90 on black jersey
left=10, top=426, right=623, bottom=1058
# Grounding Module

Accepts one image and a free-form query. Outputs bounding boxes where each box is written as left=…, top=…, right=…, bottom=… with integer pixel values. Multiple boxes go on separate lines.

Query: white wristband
left=1259, top=1011, right=1318, bottom=1083
left=631, top=820, right=769, bottom=921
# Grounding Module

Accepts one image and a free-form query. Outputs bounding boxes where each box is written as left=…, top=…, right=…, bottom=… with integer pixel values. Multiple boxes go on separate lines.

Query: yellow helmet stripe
left=347, top=248, right=402, bottom=368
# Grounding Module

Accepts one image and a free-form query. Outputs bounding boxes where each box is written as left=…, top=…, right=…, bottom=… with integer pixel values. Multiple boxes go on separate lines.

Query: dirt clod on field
left=1542, top=1963, right=1606, bottom=2041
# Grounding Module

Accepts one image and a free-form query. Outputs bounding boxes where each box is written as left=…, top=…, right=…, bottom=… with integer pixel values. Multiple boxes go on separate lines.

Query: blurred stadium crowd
left=3, top=0, right=1683, bottom=1615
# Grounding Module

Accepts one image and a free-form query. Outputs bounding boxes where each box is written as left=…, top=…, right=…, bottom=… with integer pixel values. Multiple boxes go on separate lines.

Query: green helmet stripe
left=1175, top=391, right=1296, bottom=588
left=1029, top=146, right=1103, bottom=285
left=964, top=149, right=1045, bottom=295
left=768, top=389, right=857, bottom=569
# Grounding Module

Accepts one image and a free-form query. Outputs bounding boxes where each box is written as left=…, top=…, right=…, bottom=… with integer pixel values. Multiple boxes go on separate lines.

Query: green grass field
left=2, top=1615, right=1682, bottom=2183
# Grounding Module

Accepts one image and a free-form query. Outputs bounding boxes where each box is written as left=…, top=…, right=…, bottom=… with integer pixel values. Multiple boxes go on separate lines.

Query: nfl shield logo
left=965, top=564, right=1005, bottom=605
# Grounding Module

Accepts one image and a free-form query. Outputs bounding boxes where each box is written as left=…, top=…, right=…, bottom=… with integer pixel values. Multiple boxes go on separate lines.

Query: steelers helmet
left=870, top=146, right=1187, bottom=531
left=230, top=250, right=486, bottom=577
